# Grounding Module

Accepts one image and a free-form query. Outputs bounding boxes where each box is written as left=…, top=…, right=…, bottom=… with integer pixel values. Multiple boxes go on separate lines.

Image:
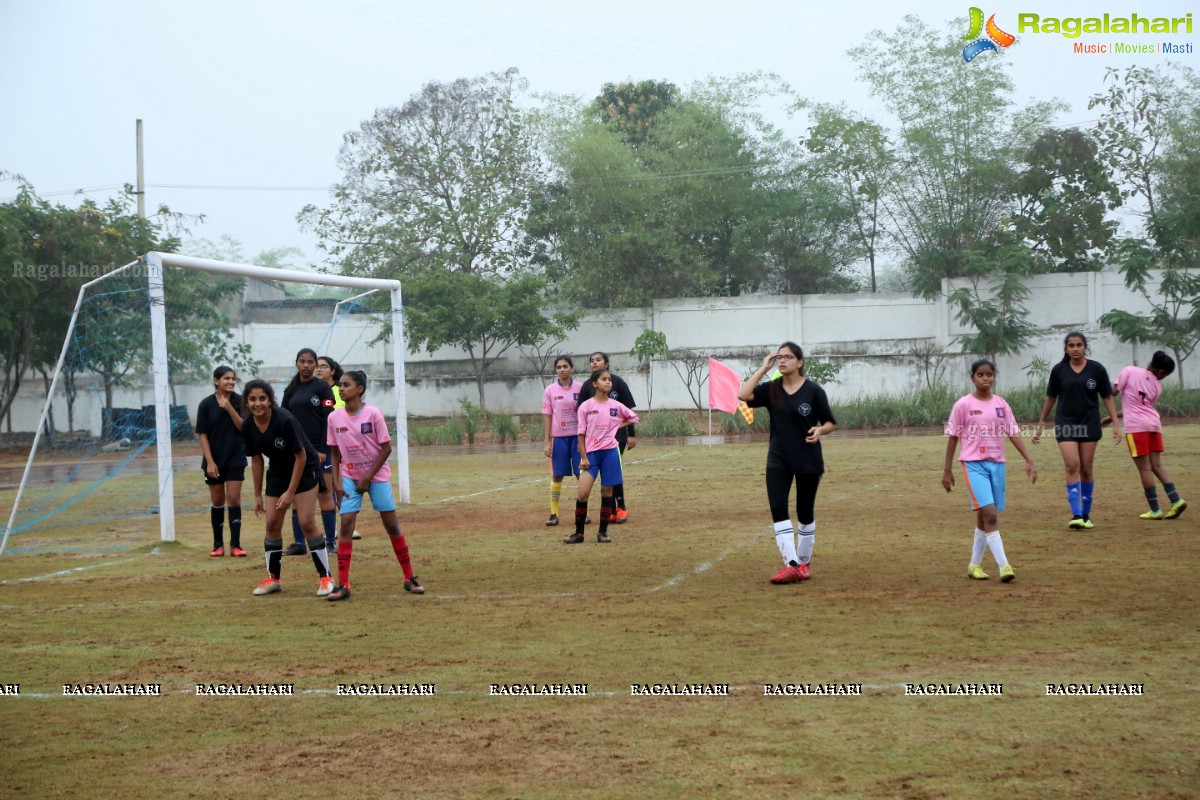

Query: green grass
left=0, top=426, right=1198, bottom=798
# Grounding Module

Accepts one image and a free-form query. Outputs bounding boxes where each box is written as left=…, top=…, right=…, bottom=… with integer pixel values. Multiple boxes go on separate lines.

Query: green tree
left=630, top=328, right=669, bottom=409
left=947, top=244, right=1039, bottom=361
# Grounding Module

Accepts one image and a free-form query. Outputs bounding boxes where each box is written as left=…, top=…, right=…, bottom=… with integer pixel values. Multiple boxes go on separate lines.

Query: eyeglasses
left=314, top=364, right=330, bottom=371
left=775, top=355, right=798, bottom=362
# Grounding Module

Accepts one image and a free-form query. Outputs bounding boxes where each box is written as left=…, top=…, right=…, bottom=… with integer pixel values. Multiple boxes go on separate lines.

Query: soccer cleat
left=1165, top=500, right=1188, bottom=520
left=283, top=542, right=308, bottom=556
left=1068, top=515, right=1085, bottom=530
left=613, top=508, right=629, bottom=524
left=253, top=577, right=281, bottom=595
left=326, top=585, right=351, bottom=601
left=1080, top=516, right=1095, bottom=530
left=795, top=563, right=811, bottom=581
left=585, top=516, right=592, bottom=525
left=562, top=532, right=585, bottom=544
left=545, top=514, right=559, bottom=527
left=770, top=565, right=801, bottom=584
left=351, top=529, right=362, bottom=539
left=326, top=541, right=336, bottom=554
left=967, top=564, right=990, bottom=580
left=230, top=547, right=248, bottom=558
left=999, top=565, right=1015, bottom=582
left=597, top=531, right=612, bottom=543
left=1139, top=509, right=1164, bottom=520
left=404, top=576, right=425, bottom=595
left=209, top=547, right=225, bottom=557
left=317, top=576, right=337, bottom=597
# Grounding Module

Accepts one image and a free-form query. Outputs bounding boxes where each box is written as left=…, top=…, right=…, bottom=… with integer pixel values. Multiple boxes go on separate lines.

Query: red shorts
left=1125, top=431, right=1164, bottom=458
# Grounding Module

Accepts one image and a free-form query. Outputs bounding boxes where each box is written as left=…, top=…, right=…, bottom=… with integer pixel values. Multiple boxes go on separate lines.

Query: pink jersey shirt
left=542, top=379, right=583, bottom=437
left=1114, top=365, right=1162, bottom=433
left=945, top=393, right=1020, bottom=463
left=326, top=404, right=391, bottom=483
left=577, top=397, right=639, bottom=453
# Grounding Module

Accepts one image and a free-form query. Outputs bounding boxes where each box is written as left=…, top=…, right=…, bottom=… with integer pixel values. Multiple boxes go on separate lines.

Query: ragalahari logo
left=962, top=7, right=1016, bottom=61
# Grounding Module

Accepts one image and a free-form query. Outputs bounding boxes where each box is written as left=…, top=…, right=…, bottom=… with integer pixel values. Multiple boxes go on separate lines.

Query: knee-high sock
left=773, top=519, right=798, bottom=566
left=599, top=495, right=615, bottom=533
left=307, top=535, right=330, bottom=578
left=322, top=509, right=337, bottom=548
left=797, top=521, right=815, bottom=564
left=550, top=480, right=562, bottom=516
left=574, top=499, right=588, bottom=535
left=985, top=531, right=1009, bottom=568
left=264, top=538, right=282, bottom=580
left=389, top=532, right=414, bottom=580
left=971, top=528, right=987, bottom=565
left=337, top=539, right=353, bottom=587
left=1164, top=483, right=1181, bottom=504
left=1066, top=483, right=1082, bottom=516
left=210, top=506, right=224, bottom=548
left=290, top=509, right=304, bottom=545
left=1081, top=481, right=1094, bottom=517
left=227, top=505, right=242, bottom=549
left=614, top=483, right=626, bottom=510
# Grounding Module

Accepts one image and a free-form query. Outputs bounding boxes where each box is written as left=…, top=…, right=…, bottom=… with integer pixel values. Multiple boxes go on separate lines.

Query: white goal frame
left=1, top=252, right=407, bottom=554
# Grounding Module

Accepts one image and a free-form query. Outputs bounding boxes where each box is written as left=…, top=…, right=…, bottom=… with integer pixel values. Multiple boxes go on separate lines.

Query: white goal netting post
left=0, top=252, right=407, bottom=554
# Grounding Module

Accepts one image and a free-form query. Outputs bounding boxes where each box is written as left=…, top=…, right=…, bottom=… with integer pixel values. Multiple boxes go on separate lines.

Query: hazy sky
left=1, top=0, right=1195, bottom=269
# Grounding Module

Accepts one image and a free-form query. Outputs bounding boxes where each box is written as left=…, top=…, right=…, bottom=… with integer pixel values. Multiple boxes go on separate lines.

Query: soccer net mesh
left=1, top=255, right=401, bottom=554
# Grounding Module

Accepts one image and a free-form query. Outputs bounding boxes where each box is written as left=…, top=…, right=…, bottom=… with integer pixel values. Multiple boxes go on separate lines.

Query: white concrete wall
left=5, top=270, right=1191, bottom=434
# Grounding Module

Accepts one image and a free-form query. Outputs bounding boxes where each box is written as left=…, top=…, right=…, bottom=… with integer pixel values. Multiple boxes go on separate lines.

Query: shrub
left=642, top=411, right=695, bottom=437
left=492, top=410, right=520, bottom=443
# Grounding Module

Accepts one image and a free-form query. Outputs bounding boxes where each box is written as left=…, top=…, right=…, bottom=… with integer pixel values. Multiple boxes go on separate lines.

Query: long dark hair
left=318, top=355, right=343, bottom=386
left=283, top=348, right=319, bottom=405
left=1149, top=350, right=1175, bottom=376
left=768, top=341, right=805, bottom=407
left=241, top=379, right=277, bottom=416
left=1060, top=331, right=1087, bottom=364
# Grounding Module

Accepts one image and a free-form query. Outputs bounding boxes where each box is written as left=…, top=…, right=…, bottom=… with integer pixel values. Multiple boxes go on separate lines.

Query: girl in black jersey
left=195, top=366, right=248, bottom=557
left=1032, top=331, right=1121, bottom=529
left=240, top=379, right=336, bottom=597
left=739, top=342, right=837, bottom=585
left=281, top=348, right=337, bottom=555
left=576, top=352, right=637, bottom=523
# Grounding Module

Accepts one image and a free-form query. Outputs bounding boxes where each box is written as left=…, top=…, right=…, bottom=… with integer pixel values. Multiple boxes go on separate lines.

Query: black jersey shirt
left=747, top=379, right=836, bottom=474
left=241, top=406, right=319, bottom=476
left=1047, top=360, right=1112, bottom=427
left=282, top=378, right=336, bottom=455
left=195, top=392, right=247, bottom=471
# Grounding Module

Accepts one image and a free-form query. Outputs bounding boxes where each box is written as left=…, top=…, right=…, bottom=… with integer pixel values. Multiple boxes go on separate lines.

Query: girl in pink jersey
left=542, top=356, right=584, bottom=527
left=943, top=359, right=1037, bottom=582
left=564, top=369, right=639, bottom=544
left=324, top=370, right=424, bottom=601
left=1108, top=351, right=1186, bottom=520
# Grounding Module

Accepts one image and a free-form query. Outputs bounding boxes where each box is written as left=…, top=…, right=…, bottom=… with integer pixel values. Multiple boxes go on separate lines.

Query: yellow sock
left=550, top=480, right=562, bottom=516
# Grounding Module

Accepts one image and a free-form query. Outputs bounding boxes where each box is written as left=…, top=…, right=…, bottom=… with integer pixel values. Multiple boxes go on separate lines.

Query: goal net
left=1, top=252, right=406, bottom=555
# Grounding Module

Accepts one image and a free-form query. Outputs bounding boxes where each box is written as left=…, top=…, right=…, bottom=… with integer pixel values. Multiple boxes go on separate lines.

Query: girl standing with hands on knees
left=563, top=369, right=639, bottom=544
left=738, top=342, right=836, bottom=585
left=1032, top=332, right=1120, bottom=529
left=943, top=359, right=1037, bottom=582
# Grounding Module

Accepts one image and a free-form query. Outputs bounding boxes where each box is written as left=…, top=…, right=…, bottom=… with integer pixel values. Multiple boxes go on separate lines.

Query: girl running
left=1108, top=351, right=1187, bottom=521
left=240, top=379, right=335, bottom=596
left=195, top=365, right=248, bottom=557
left=542, top=356, right=583, bottom=527
left=282, top=348, right=338, bottom=554
left=324, top=371, right=424, bottom=601
left=943, top=359, right=1037, bottom=582
left=739, top=342, right=837, bottom=585
left=1032, top=332, right=1120, bottom=529
left=564, top=369, right=639, bottom=544
left=576, top=352, right=637, bottom=523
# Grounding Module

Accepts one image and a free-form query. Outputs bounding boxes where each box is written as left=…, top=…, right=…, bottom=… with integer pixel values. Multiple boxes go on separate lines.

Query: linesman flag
left=707, top=358, right=755, bottom=423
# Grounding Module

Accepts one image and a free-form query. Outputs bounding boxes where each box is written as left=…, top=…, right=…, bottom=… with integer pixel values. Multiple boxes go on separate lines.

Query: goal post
left=1, top=252, right=408, bottom=555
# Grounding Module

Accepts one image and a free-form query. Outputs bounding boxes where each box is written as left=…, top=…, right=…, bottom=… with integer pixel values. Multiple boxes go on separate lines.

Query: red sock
left=389, top=533, right=414, bottom=580
left=337, top=539, right=353, bottom=587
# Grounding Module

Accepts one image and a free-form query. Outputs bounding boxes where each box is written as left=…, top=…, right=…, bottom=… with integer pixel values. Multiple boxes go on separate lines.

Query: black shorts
left=264, top=465, right=320, bottom=498
left=202, top=464, right=246, bottom=486
left=1055, top=421, right=1101, bottom=443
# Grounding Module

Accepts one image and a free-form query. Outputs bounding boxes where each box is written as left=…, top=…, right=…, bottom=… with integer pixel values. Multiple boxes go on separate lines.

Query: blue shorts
left=339, top=476, right=397, bottom=514
left=551, top=436, right=581, bottom=478
left=961, top=460, right=1006, bottom=511
left=585, top=447, right=624, bottom=487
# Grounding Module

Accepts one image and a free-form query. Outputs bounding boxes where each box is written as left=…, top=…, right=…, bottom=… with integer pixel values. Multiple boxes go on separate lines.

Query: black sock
left=574, top=500, right=588, bottom=535
left=1164, top=483, right=1180, bottom=504
left=210, top=506, right=224, bottom=548
left=1145, top=486, right=1160, bottom=513
left=228, top=506, right=242, bottom=549
left=614, top=483, right=626, bottom=510
left=600, top=496, right=615, bottom=533
left=265, top=539, right=282, bottom=579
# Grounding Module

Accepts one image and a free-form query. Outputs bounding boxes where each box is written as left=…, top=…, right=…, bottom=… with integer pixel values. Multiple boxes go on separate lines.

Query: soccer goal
left=0, top=252, right=406, bottom=555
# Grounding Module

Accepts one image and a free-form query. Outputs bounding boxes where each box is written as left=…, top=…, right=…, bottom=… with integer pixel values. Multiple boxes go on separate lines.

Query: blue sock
left=322, top=510, right=337, bottom=548
left=1081, top=481, right=1094, bottom=517
left=1067, top=483, right=1082, bottom=516
left=290, top=510, right=304, bottom=545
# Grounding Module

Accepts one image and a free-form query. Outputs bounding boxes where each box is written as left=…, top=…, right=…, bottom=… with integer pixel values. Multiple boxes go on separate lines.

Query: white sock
left=773, top=520, right=798, bottom=566
left=985, top=531, right=1008, bottom=568
left=796, top=521, right=815, bottom=564
left=971, top=528, right=987, bottom=565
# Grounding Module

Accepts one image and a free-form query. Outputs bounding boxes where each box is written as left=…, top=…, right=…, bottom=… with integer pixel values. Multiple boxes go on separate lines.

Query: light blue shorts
left=340, top=476, right=397, bottom=514
left=961, top=460, right=1006, bottom=511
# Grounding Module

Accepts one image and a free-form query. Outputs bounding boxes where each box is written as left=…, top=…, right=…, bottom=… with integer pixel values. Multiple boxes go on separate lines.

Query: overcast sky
left=1, top=0, right=1195, bottom=269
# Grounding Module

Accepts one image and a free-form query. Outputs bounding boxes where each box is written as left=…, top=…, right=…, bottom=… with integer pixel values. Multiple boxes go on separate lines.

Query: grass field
left=1, top=426, right=1198, bottom=799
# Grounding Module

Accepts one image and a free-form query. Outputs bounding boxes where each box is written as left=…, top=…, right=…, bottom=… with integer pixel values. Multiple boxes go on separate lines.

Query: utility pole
left=135, top=119, right=145, bottom=218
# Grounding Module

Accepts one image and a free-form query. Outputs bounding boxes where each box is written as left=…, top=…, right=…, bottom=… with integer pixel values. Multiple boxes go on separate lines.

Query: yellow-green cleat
left=967, top=564, right=989, bottom=580
left=1140, top=509, right=1164, bottom=520
left=999, top=565, right=1015, bottom=582
left=1165, top=500, right=1187, bottom=520
left=1080, top=516, right=1095, bottom=529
